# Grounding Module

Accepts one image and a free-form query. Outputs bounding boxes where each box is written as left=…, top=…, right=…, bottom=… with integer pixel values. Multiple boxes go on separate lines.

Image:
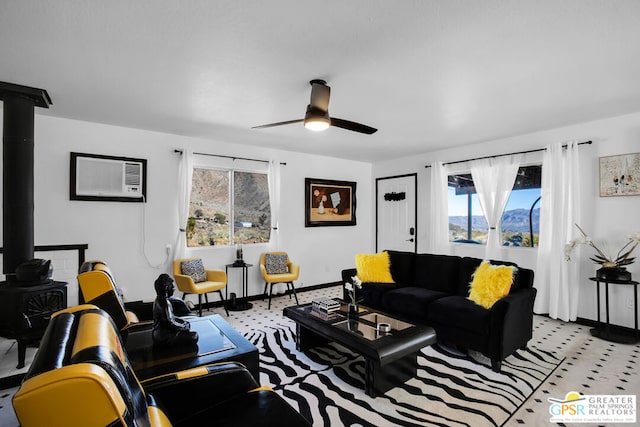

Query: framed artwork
left=599, top=152, right=640, bottom=197
left=305, top=178, right=356, bottom=227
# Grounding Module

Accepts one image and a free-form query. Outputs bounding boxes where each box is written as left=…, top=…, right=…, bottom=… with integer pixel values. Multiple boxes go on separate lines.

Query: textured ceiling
left=1, top=1, right=640, bottom=162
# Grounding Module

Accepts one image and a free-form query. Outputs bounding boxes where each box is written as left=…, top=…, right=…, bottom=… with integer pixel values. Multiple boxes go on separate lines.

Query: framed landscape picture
left=305, top=178, right=356, bottom=227
left=599, top=152, right=640, bottom=197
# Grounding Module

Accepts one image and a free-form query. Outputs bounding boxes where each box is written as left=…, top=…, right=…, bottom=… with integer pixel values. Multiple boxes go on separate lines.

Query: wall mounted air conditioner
left=70, top=152, right=147, bottom=202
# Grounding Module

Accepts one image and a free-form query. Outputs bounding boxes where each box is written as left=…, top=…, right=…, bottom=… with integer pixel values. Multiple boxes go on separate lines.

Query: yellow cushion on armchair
left=172, top=258, right=228, bottom=316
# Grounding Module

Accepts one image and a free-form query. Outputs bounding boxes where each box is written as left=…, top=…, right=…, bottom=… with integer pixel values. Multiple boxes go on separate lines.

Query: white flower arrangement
left=344, top=276, right=363, bottom=305
left=565, top=224, right=640, bottom=268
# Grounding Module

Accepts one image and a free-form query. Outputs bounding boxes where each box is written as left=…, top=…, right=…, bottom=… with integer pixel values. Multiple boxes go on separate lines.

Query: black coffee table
left=284, top=303, right=436, bottom=397
left=125, top=314, right=259, bottom=381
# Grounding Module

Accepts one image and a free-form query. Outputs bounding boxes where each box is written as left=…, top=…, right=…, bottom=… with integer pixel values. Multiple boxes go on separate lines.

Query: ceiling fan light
left=304, top=117, right=330, bottom=131
left=304, top=105, right=330, bottom=131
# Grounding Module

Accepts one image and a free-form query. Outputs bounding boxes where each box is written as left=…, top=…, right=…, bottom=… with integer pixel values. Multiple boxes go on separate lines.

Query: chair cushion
left=355, top=252, right=394, bottom=283
left=265, top=254, right=288, bottom=274
left=467, top=260, right=516, bottom=309
left=181, top=259, right=207, bottom=283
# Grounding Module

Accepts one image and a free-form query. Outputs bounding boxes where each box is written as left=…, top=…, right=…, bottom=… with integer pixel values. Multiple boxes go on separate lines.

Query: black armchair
left=12, top=305, right=311, bottom=427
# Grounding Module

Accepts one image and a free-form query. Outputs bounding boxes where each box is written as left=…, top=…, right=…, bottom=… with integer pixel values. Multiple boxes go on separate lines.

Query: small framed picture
left=599, top=153, right=640, bottom=197
left=305, top=178, right=356, bottom=227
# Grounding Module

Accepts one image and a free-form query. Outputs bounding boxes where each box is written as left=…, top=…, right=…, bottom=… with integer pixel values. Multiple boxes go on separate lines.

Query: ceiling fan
left=252, top=79, right=377, bottom=134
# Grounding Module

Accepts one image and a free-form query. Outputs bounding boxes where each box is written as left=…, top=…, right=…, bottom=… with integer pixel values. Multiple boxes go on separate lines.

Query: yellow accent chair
left=173, top=258, right=229, bottom=317
left=259, top=252, right=300, bottom=309
left=12, top=305, right=312, bottom=427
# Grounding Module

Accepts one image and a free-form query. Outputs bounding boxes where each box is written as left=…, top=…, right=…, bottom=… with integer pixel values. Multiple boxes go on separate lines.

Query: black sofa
left=341, top=250, right=537, bottom=372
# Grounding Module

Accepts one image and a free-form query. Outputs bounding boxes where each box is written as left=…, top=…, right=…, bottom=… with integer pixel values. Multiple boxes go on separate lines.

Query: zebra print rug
left=244, top=321, right=563, bottom=427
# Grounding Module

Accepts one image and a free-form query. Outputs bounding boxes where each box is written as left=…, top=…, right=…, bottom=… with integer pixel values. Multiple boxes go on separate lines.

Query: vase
left=348, top=303, right=359, bottom=318
left=596, top=266, right=631, bottom=282
left=318, top=201, right=325, bottom=214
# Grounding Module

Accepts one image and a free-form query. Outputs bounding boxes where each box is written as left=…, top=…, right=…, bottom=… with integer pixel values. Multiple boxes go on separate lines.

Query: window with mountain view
left=187, top=168, right=271, bottom=247
left=447, top=165, right=541, bottom=247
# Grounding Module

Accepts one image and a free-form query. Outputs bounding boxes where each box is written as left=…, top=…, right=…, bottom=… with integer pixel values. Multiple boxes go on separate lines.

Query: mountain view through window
left=187, top=168, right=271, bottom=247
left=448, top=165, right=541, bottom=247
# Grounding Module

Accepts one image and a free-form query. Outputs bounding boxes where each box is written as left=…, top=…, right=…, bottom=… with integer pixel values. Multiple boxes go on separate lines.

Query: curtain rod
left=424, top=140, right=592, bottom=168
left=174, top=149, right=286, bottom=165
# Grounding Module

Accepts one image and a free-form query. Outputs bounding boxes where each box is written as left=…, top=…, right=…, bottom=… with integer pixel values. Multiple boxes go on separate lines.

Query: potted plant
left=565, top=225, right=640, bottom=281
left=344, top=276, right=363, bottom=316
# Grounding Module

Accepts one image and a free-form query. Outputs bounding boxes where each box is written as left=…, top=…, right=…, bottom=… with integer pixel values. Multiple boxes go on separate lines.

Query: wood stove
left=0, top=281, right=67, bottom=368
left=0, top=82, right=67, bottom=368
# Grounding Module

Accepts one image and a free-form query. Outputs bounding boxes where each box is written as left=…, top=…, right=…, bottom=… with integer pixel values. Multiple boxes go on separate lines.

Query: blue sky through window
left=504, top=188, right=541, bottom=213
left=448, top=187, right=480, bottom=216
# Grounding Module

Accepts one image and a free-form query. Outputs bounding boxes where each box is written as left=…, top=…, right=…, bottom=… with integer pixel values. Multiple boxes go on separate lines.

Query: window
left=447, top=165, right=541, bottom=247
left=187, top=168, right=271, bottom=247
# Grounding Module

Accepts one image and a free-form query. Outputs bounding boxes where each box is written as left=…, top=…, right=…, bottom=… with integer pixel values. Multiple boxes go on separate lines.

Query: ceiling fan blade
left=252, top=119, right=304, bottom=129
left=309, top=79, right=330, bottom=112
left=330, top=117, right=378, bottom=135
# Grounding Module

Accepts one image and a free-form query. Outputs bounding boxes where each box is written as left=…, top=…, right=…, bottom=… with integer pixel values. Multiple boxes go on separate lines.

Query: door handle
left=406, top=238, right=414, bottom=242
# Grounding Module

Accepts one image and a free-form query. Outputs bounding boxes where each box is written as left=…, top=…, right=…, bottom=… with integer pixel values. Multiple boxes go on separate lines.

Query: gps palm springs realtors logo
left=549, top=391, right=636, bottom=423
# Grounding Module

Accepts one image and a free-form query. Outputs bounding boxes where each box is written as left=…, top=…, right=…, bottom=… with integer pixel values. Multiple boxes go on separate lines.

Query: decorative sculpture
left=152, top=273, right=198, bottom=346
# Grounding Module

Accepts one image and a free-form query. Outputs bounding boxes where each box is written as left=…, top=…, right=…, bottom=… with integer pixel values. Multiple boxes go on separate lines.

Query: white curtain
left=268, top=160, right=281, bottom=250
left=429, top=161, right=450, bottom=254
left=174, top=148, right=193, bottom=260
left=470, top=155, right=521, bottom=259
left=534, top=141, right=581, bottom=321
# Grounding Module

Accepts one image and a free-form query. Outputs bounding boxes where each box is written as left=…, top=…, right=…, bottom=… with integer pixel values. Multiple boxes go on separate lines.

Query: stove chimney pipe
left=0, top=82, right=52, bottom=281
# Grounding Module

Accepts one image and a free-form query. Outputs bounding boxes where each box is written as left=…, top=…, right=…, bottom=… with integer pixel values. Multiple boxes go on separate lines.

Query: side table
left=589, top=277, right=639, bottom=344
left=226, top=263, right=253, bottom=311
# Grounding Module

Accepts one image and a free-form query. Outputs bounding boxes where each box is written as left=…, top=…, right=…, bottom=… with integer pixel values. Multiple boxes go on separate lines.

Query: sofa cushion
left=355, top=252, right=394, bottom=283
left=385, top=250, right=416, bottom=285
left=414, top=254, right=460, bottom=293
left=427, top=295, right=492, bottom=335
left=381, top=287, right=448, bottom=323
left=359, top=283, right=402, bottom=309
left=181, top=259, right=207, bottom=283
left=467, top=261, right=516, bottom=309
left=456, top=257, right=483, bottom=295
left=517, top=268, right=533, bottom=289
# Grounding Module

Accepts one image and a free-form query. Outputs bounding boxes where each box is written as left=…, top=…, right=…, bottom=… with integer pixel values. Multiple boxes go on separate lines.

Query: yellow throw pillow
left=355, top=252, right=394, bottom=283
left=468, top=260, right=515, bottom=309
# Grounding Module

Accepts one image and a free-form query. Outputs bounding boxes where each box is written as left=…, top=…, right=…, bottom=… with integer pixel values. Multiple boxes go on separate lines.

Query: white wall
left=0, top=113, right=373, bottom=305
left=373, top=111, right=640, bottom=328
left=2, top=109, right=637, bottom=327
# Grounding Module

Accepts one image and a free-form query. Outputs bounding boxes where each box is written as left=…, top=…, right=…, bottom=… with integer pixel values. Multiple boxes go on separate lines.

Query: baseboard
left=575, top=316, right=639, bottom=343
left=532, top=313, right=639, bottom=339
left=575, top=317, right=599, bottom=327
left=201, top=281, right=342, bottom=310
left=575, top=316, right=637, bottom=333
left=0, top=373, right=24, bottom=390
left=294, top=281, right=342, bottom=293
